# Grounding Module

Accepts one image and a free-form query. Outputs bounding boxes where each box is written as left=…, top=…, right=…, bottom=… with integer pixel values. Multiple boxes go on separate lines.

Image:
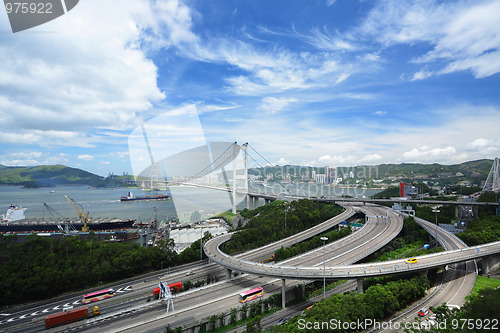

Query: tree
left=246, top=315, right=262, bottom=333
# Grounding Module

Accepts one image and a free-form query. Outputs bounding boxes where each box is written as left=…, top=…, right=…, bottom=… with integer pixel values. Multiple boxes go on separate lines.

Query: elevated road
left=312, top=197, right=497, bottom=207
left=0, top=205, right=355, bottom=332
left=180, top=182, right=498, bottom=207
left=86, top=205, right=404, bottom=332
left=205, top=210, right=500, bottom=280
left=374, top=213, right=478, bottom=332
left=205, top=205, right=404, bottom=282
left=235, top=205, right=357, bottom=262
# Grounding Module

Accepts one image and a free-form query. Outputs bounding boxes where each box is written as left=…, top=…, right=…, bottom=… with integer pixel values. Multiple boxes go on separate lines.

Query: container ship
left=1, top=205, right=135, bottom=233
left=120, top=191, right=169, bottom=202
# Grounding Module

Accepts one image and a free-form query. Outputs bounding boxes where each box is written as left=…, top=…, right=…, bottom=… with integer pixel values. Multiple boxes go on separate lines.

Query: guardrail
left=205, top=207, right=500, bottom=280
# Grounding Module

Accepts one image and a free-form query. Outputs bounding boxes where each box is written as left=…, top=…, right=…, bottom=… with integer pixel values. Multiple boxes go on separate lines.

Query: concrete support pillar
left=246, top=195, right=251, bottom=210
left=481, top=257, right=492, bottom=275
left=265, top=199, right=270, bottom=205
left=455, top=206, right=459, bottom=218
left=254, top=197, right=259, bottom=208
left=225, top=268, right=232, bottom=280
left=281, top=279, right=286, bottom=308
left=357, top=279, right=364, bottom=293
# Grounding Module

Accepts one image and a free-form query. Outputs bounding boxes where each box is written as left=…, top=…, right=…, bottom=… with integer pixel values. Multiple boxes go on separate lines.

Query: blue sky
left=1, top=0, right=500, bottom=176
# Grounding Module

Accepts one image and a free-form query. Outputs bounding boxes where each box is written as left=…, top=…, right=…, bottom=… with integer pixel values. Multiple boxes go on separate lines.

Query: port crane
left=141, top=123, right=161, bottom=190
left=65, top=195, right=90, bottom=232
left=43, top=202, right=77, bottom=234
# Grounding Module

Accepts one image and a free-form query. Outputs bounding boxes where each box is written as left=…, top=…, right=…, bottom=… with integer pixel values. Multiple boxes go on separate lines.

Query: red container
left=45, top=307, right=88, bottom=329
left=153, top=282, right=183, bottom=298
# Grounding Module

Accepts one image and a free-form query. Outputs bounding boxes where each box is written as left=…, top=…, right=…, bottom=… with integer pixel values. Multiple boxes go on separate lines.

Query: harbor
left=0, top=183, right=380, bottom=247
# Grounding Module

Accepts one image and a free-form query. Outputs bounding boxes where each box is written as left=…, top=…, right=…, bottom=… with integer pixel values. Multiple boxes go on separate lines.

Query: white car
left=62, top=305, right=73, bottom=312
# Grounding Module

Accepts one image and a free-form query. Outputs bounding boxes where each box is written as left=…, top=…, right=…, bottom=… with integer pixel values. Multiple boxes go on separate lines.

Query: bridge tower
left=483, top=157, right=500, bottom=192
left=232, top=143, right=248, bottom=213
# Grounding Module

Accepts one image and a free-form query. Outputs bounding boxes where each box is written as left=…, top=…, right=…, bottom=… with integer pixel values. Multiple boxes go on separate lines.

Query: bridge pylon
left=232, top=142, right=248, bottom=213
left=483, top=157, right=500, bottom=192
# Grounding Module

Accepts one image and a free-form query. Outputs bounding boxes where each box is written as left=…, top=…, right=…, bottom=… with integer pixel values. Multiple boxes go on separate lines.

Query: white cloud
left=0, top=0, right=200, bottom=147
left=305, top=27, right=356, bottom=51
left=198, top=104, right=240, bottom=113
left=0, top=152, right=68, bottom=166
left=403, top=146, right=457, bottom=161
left=78, top=155, right=94, bottom=161
left=179, top=32, right=359, bottom=95
left=260, top=97, right=298, bottom=113
left=276, top=157, right=290, bottom=165
left=411, top=69, right=433, bottom=81
left=373, top=110, right=387, bottom=116
left=358, top=0, right=500, bottom=79
left=359, top=154, right=383, bottom=164
left=467, top=138, right=490, bottom=149
left=465, top=138, right=500, bottom=155
left=317, top=153, right=382, bottom=166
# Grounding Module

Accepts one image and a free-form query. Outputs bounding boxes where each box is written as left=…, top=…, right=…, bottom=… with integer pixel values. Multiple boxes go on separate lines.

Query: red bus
left=153, top=282, right=183, bottom=298
left=82, top=289, right=114, bottom=304
left=239, top=286, right=264, bottom=303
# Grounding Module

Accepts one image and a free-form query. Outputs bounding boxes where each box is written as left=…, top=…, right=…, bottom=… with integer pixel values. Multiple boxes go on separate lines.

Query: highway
left=2, top=204, right=496, bottom=332
left=1, top=204, right=356, bottom=332
left=92, top=205, right=402, bottom=332
left=372, top=215, right=477, bottom=332
left=40, top=204, right=401, bottom=332
left=204, top=210, right=500, bottom=280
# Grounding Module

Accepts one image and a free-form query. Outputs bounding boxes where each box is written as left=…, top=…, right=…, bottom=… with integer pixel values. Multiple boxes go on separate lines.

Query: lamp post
left=432, top=209, right=440, bottom=245
left=284, top=202, right=289, bottom=233
left=200, top=222, right=203, bottom=260
left=320, top=236, right=328, bottom=299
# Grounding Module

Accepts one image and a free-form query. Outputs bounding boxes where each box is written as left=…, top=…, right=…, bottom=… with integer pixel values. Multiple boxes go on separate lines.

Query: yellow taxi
left=406, top=258, right=418, bottom=264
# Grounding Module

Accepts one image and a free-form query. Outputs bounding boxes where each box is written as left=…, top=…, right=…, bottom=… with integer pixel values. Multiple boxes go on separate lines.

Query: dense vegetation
left=364, top=216, right=434, bottom=262
left=0, top=164, right=124, bottom=188
left=414, top=205, right=457, bottom=225
left=271, top=276, right=430, bottom=332
left=223, top=200, right=343, bottom=254
left=275, top=226, right=352, bottom=262
left=0, top=233, right=211, bottom=307
left=457, top=215, right=500, bottom=245
left=477, top=191, right=499, bottom=217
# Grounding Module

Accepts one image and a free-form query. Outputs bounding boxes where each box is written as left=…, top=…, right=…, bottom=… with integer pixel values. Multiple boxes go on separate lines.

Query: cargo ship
left=1, top=205, right=135, bottom=233
left=120, top=191, right=169, bottom=202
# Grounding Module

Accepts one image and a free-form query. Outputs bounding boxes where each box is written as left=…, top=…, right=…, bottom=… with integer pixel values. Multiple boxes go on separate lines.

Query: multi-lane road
left=0, top=204, right=356, bottom=332
left=1, top=203, right=496, bottom=332
left=370, top=215, right=478, bottom=332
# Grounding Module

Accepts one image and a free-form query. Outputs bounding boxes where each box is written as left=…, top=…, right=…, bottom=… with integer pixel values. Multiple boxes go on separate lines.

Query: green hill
left=248, top=159, right=493, bottom=187
left=0, top=164, right=117, bottom=188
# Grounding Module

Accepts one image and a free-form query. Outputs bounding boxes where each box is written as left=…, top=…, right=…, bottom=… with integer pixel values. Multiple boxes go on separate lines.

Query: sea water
left=0, top=184, right=382, bottom=223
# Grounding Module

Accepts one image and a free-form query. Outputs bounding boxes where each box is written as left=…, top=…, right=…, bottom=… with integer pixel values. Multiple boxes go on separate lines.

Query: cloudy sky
left=1, top=0, right=499, bottom=176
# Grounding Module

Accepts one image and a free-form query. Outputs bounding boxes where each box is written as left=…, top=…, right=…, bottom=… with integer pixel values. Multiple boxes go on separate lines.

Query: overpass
left=311, top=196, right=497, bottom=206
left=204, top=206, right=500, bottom=287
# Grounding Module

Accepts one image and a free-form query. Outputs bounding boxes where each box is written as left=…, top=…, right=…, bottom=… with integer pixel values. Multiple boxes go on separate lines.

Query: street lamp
left=432, top=209, right=440, bottom=245
left=284, top=202, right=289, bottom=233
left=320, top=236, right=328, bottom=299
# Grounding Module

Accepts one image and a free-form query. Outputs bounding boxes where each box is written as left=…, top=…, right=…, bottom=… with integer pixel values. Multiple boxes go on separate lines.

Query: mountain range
left=0, top=159, right=495, bottom=188
left=0, top=164, right=119, bottom=188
